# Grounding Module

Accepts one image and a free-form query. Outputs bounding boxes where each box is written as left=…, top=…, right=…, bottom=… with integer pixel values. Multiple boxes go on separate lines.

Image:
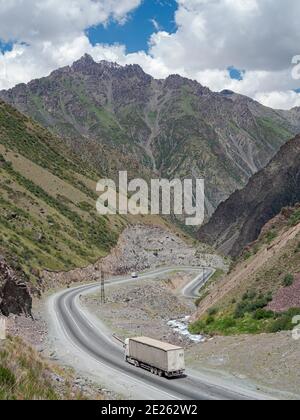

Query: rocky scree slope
left=198, top=135, right=300, bottom=257
left=1, top=55, right=300, bottom=216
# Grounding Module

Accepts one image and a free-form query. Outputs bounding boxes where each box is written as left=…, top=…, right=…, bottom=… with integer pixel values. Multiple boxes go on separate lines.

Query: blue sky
left=88, top=0, right=242, bottom=81
left=87, top=0, right=178, bottom=54
left=0, top=41, right=13, bottom=53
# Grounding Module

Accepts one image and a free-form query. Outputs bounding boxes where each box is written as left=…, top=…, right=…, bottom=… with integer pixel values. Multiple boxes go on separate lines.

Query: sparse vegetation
left=195, top=269, right=224, bottom=307
left=0, top=101, right=124, bottom=282
left=189, top=306, right=300, bottom=336
left=266, top=229, right=278, bottom=244
left=234, top=291, right=273, bottom=319
left=0, top=336, right=87, bottom=400
left=289, top=208, right=300, bottom=226
left=191, top=260, right=300, bottom=336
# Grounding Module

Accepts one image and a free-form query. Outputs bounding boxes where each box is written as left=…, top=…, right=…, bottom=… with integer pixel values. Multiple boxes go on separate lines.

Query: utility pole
left=100, top=270, right=106, bottom=304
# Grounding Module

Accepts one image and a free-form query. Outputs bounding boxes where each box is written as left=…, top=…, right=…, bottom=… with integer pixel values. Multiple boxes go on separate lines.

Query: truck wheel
left=134, top=360, right=139, bottom=368
left=158, top=370, right=162, bottom=377
left=154, top=369, right=158, bottom=376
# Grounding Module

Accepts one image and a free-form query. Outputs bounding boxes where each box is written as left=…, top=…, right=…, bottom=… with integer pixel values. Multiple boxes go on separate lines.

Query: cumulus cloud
left=0, top=0, right=141, bottom=88
left=150, top=0, right=300, bottom=72
left=0, top=0, right=300, bottom=109
left=0, top=0, right=141, bottom=42
left=144, top=0, right=300, bottom=108
left=255, top=91, right=300, bottom=110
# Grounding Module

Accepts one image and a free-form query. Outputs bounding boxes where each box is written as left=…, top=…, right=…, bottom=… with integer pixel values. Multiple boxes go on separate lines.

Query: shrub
left=206, top=316, right=215, bottom=325
left=189, top=319, right=207, bottom=334
left=0, top=365, right=16, bottom=387
left=243, top=251, right=252, bottom=260
left=283, top=273, right=294, bottom=287
left=253, top=309, right=274, bottom=320
left=289, top=209, right=300, bottom=227
left=268, top=316, right=292, bottom=333
left=220, top=317, right=237, bottom=329
left=266, top=230, right=277, bottom=244
left=207, top=307, right=218, bottom=316
left=234, top=293, right=273, bottom=319
left=268, top=309, right=300, bottom=333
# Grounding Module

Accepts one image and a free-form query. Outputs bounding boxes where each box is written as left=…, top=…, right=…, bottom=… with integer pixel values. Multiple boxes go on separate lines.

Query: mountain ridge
left=1, top=55, right=300, bottom=217
left=198, top=135, right=300, bottom=256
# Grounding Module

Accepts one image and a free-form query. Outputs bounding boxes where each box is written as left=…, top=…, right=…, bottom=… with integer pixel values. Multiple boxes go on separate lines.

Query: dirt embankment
left=187, top=331, right=300, bottom=399
left=268, top=274, right=300, bottom=312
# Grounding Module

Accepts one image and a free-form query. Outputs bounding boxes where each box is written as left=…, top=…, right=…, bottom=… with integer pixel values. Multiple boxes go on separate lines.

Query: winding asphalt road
left=49, top=267, right=265, bottom=400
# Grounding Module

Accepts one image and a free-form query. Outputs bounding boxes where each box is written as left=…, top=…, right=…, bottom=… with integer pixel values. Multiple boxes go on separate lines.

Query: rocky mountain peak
left=1, top=58, right=300, bottom=220
left=220, top=89, right=235, bottom=96
left=71, top=53, right=97, bottom=72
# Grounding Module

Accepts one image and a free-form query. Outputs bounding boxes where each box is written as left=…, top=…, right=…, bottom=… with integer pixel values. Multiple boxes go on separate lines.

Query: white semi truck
left=125, top=336, right=185, bottom=378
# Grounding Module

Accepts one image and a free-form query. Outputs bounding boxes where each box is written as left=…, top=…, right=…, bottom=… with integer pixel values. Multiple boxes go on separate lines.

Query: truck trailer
left=125, top=337, right=185, bottom=378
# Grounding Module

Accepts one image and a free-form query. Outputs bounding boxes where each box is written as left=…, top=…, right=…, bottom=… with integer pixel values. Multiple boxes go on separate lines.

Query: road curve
left=49, top=267, right=260, bottom=400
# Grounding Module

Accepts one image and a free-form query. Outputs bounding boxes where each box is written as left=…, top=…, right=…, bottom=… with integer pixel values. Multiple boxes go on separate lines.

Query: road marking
left=48, top=266, right=219, bottom=400
left=52, top=289, right=182, bottom=400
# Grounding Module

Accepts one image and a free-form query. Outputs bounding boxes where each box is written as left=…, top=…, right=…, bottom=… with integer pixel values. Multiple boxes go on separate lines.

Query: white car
left=131, top=272, right=138, bottom=279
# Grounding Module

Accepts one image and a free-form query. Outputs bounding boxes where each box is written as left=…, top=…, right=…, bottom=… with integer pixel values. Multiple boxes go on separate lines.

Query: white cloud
left=0, top=0, right=141, bottom=88
left=0, top=0, right=300, bottom=109
left=0, top=0, right=141, bottom=43
left=255, top=91, right=300, bottom=110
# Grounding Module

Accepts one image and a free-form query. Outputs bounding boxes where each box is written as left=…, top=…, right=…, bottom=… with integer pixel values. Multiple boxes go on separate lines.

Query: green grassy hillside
left=0, top=100, right=126, bottom=284
left=191, top=206, right=300, bottom=335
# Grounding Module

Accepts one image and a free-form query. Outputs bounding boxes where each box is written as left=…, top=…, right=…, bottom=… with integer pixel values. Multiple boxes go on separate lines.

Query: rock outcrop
left=198, top=135, right=300, bottom=257
left=0, top=258, right=32, bottom=317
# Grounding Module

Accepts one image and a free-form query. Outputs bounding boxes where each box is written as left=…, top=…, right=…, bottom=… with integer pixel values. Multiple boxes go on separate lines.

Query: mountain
left=0, top=98, right=180, bottom=315
left=1, top=54, right=300, bottom=216
left=198, top=135, right=300, bottom=257
left=0, top=99, right=125, bottom=286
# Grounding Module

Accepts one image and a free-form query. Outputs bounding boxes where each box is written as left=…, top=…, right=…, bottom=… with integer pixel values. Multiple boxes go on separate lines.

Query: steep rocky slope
left=1, top=55, right=300, bottom=215
left=191, top=205, right=300, bottom=336
left=198, top=135, right=300, bottom=256
left=0, top=258, right=32, bottom=317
